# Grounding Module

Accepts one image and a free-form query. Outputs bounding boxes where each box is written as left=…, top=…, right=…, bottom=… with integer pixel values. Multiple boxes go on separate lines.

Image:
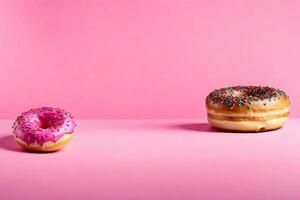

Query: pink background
left=0, top=0, right=299, bottom=119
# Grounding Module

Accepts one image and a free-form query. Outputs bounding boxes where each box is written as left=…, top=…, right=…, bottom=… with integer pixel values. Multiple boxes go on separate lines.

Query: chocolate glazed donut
left=206, top=86, right=290, bottom=132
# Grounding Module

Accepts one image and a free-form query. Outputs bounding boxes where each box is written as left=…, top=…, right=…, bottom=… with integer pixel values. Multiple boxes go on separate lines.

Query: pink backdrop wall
left=0, top=0, right=299, bottom=119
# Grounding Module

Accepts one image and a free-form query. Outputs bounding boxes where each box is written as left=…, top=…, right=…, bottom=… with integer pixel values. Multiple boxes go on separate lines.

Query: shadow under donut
left=173, top=123, right=216, bottom=132
left=169, top=122, right=274, bottom=134
left=0, top=135, right=26, bottom=152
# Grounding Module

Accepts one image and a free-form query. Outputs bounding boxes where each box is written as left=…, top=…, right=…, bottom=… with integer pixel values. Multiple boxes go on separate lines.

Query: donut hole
left=248, top=87, right=267, bottom=97
left=38, top=113, right=65, bottom=129
left=233, top=87, right=267, bottom=99
left=39, top=118, right=52, bottom=129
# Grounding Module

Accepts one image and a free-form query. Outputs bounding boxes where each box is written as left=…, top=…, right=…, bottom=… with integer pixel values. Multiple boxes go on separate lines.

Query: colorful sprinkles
left=12, top=107, right=76, bottom=146
left=206, top=86, right=288, bottom=109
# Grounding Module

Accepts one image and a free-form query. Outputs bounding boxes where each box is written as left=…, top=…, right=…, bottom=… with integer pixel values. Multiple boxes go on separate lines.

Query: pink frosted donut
left=13, top=107, right=76, bottom=152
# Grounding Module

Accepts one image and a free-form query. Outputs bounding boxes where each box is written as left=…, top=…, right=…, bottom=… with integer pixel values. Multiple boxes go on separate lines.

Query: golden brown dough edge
left=14, top=133, right=74, bottom=152
left=207, top=112, right=289, bottom=121
left=207, top=117, right=288, bottom=132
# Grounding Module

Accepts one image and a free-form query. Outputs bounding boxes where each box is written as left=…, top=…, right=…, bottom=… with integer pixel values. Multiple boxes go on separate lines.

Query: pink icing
left=13, top=107, right=76, bottom=146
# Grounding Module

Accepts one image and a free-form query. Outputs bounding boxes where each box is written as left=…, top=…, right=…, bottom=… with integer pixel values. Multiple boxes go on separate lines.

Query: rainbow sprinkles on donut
left=206, top=86, right=290, bottom=132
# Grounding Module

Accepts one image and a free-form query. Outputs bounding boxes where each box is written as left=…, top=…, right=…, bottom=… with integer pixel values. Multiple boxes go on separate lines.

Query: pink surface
left=1, top=119, right=300, bottom=200
left=0, top=1, right=299, bottom=119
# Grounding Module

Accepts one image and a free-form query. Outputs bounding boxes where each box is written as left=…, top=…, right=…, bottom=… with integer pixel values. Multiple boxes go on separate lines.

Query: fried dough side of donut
left=14, top=133, right=74, bottom=152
